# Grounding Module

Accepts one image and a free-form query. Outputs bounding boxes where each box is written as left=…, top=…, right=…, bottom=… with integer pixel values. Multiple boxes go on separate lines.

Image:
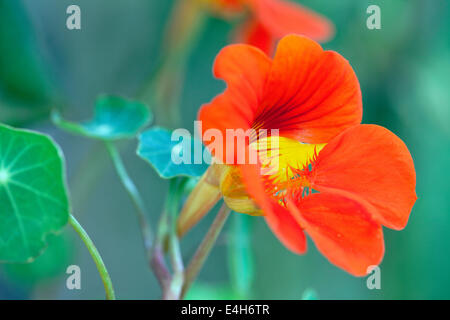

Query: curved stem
left=151, top=241, right=172, bottom=292
left=105, top=141, right=153, bottom=255
left=167, top=179, right=185, bottom=274
left=69, top=214, right=116, bottom=300
left=164, top=179, right=185, bottom=299
left=105, top=141, right=174, bottom=297
left=181, top=204, right=231, bottom=298
left=152, top=212, right=171, bottom=293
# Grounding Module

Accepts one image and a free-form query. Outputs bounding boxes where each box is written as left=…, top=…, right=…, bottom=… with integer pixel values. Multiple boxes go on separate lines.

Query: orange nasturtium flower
left=178, top=35, right=417, bottom=276
left=204, top=0, right=334, bottom=54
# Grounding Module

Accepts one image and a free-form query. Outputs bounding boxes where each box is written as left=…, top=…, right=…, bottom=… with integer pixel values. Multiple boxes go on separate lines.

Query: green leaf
left=52, top=95, right=152, bottom=140
left=137, top=127, right=210, bottom=179
left=0, top=0, right=56, bottom=125
left=0, top=124, right=69, bottom=263
left=2, top=234, right=73, bottom=286
left=228, top=213, right=254, bottom=298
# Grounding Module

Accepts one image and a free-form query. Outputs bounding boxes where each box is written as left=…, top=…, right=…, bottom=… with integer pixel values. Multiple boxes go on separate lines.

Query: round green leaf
left=2, top=234, right=73, bottom=286
left=0, top=124, right=69, bottom=263
left=137, top=127, right=210, bottom=179
left=52, top=95, right=152, bottom=140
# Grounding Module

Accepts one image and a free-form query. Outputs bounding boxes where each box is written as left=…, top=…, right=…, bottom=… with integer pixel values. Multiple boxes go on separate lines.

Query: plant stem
left=181, top=203, right=231, bottom=298
left=69, top=214, right=116, bottom=300
left=105, top=141, right=153, bottom=256
left=152, top=177, right=196, bottom=299
left=105, top=141, right=174, bottom=297
left=167, top=179, right=185, bottom=273
left=163, top=178, right=184, bottom=300
left=151, top=208, right=172, bottom=293
left=151, top=241, right=172, bottom=292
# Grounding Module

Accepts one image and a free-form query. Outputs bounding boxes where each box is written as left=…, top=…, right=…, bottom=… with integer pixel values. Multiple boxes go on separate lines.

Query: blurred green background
left=0, top=0, right=449, bottom=299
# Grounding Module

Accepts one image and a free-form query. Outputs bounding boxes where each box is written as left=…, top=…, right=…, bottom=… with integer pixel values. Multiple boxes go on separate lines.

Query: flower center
left=252, top=136, right=325, bottom=206
left=219, top=136, right=325, bottom=215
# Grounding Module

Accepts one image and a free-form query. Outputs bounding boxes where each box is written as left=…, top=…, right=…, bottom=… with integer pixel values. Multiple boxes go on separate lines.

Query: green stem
left=163, top=179, right=185, bottom=300
left=105, top=141, right=174, bottom=298
left=181, top=203, right=231, bottom=299
left=167, top=179, right=184, bottom=271
left=164, top=231, right=184, bottom=300
left=151, top=240, right=172, bottom=293
left=105, top=141, right=153, bottom=255
left=151, top=210, right=171, bottom=293
left=69, top=214, right=116, bottom=300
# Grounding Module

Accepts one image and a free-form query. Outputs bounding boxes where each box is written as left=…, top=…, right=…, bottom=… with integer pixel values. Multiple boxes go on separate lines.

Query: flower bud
left=177, top=164, right=225, bottom=237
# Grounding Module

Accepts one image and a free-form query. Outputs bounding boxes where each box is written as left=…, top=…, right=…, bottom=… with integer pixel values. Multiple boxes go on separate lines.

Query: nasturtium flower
left=203, top=0, right=334, bottom=54
left=178, top=35, right=417, bottom=276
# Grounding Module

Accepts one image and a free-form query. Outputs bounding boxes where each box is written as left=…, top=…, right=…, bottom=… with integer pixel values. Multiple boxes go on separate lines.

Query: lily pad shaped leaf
left=137, top=127, right=210, bottom=179
left=52, top=95, right=152, bottom=140
left=3, top=234, right=73, bottom=285
left=0, top=124, right=69, bottom=263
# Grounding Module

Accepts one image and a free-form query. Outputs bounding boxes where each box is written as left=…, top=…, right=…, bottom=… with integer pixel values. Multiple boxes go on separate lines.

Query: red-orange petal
left=199, top=44, right=271, bottom=161
left=234, top=18, right=275, bottom=55
left=240, top=163, right=306, bottom=254
left=248, top=0, right=334, bottom=42
left=311, top=124, right=417, bottom=230
left=290, top=192, right=384, bottom=276
left=254, top=35, right=362, bottom=144
left=213, top=43, right=271, bottom=115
